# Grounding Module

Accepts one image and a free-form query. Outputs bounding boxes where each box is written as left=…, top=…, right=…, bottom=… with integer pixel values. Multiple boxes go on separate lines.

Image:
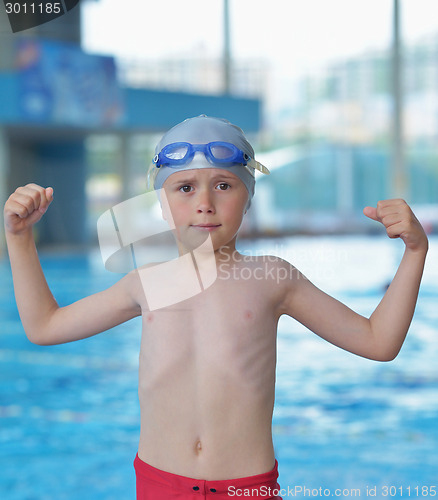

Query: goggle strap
left=147, top=164, right=159, bottom=189
left=249, top=159, right=270, bottom=175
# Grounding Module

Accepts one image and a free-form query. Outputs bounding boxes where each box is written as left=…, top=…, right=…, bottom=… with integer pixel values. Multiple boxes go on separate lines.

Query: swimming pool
left=1, top=236, right=437, bottom=499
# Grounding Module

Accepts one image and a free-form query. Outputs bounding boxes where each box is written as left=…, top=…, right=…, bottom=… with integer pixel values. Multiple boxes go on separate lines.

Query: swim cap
left=148, top=115, right=269, bottom=207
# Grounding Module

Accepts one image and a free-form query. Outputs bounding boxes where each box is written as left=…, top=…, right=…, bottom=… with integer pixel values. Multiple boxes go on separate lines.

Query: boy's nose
left=196, top=189, right=215, bottom=214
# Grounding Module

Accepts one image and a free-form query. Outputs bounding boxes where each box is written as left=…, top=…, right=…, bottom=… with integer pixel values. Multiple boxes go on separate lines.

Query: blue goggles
left=153, top=142, right=251, bottom=169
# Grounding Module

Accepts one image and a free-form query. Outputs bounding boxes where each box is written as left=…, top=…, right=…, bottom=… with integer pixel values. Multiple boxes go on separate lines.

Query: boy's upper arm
left=40, top=271, right=143, bottom=345
left=277, top=261, right=377, bottom=359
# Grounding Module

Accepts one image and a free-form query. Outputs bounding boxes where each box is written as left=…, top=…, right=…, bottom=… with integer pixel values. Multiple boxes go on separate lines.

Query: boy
left=3, top=116, right=428, bottom=499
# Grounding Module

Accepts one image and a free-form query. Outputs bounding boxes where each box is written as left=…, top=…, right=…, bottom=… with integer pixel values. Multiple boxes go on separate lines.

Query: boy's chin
left=176, top=230, right=214, bottom=253
left=176, top=230, right=234, bottom=256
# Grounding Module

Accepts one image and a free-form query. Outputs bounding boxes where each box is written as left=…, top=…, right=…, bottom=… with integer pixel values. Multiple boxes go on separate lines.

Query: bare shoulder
left=263, top=255, right=309, bottom=314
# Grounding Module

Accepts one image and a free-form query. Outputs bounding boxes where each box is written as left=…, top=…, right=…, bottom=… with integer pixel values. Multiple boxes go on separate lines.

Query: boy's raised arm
left=279, top=199, right=428, bottom=361
left=4, top=184, right=141, bottom=346
left=362, top=199, right=428, bottom=358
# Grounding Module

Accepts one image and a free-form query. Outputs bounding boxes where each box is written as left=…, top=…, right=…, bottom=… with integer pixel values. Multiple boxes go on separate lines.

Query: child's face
left=161, top=167, right=249, bottom=253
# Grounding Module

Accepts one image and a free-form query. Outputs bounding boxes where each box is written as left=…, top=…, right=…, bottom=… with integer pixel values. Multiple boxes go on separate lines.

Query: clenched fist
left=4, top=184, right=54, bottom=236
left=363, top=199, right=428, bottom=253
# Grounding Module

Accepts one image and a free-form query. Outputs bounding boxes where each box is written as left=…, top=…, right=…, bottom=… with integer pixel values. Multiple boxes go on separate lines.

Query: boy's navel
left=195, top=440, right=202, bottom=453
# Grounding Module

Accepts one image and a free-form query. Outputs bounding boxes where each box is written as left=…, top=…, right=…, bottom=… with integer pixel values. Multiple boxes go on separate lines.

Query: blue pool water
left=1, top=236, right=437, bottom=499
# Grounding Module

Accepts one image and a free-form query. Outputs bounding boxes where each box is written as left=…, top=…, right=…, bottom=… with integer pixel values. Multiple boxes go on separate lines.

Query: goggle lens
left=162, top=143, right=190, bottom=161
left=209, top=143, right=237, bottom=161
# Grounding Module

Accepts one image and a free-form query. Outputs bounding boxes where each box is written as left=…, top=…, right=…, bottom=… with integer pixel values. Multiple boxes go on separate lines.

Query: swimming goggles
left=153, top=142, right=252, bottom=169
left=148, top=141, right=270, bottom=189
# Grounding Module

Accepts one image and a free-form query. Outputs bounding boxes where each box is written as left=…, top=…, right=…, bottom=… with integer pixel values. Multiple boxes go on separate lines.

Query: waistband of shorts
left=134, top=453, right=279, bottom=495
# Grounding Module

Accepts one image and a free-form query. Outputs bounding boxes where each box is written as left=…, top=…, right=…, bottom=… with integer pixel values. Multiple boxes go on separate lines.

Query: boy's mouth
left=191, top=224, right=222, bottom=232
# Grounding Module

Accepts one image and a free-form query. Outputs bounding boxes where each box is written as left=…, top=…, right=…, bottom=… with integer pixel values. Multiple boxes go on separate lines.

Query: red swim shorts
left=134, top=454, right=282, bottom=499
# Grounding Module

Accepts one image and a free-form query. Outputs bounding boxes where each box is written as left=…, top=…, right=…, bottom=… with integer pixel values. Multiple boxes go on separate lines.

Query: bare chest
left=138, top=276, right=279, bottom=384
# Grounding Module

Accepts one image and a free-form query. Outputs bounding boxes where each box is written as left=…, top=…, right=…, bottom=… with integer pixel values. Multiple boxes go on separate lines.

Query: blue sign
left=17, top=38, right=124, bottom=126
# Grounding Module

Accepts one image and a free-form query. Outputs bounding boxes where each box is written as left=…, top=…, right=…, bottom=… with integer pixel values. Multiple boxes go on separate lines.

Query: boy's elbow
left=29, top=337, right=54, bottom=347
left=372, top=346, right=401, bottom=362
left=367, top=323, right=404, bottom=362
left=23, top=307, right=62, bottom=345
left=26, top=332, right=48, bottom=346
left=25, top=327, right=55, bottom=346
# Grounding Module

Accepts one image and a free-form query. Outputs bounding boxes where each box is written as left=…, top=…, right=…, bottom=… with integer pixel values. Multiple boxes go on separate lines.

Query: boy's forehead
left=163, top=167, right=243, bottom=185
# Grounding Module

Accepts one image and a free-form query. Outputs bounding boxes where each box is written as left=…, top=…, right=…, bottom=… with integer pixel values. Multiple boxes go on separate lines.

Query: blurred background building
left=0, top=0, right=261, bottom=247
left=1, top=0, right=438, bottom=247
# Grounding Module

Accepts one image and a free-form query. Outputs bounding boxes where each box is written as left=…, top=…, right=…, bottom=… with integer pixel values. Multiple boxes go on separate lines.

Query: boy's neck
left=176, top=235, right=241, bottom=262
left=215, top=244, right=239, bottom=264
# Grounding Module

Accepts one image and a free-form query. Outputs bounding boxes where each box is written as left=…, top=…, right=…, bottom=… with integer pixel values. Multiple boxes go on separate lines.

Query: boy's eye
left=217, top=183, right=230, bottom=191
left=179, top=185, right=193, bottom=193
